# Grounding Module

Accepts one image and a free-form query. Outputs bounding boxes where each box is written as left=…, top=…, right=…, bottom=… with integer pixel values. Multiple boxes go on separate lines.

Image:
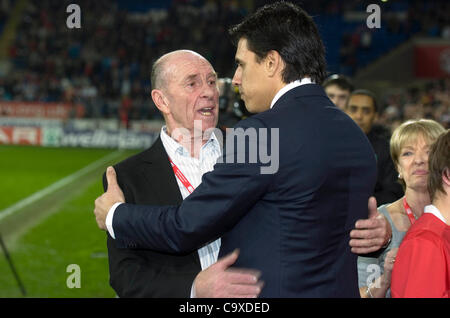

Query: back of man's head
left=228, top=1, right=327, bottom=84
left=428, top=130, right=450, bottom=202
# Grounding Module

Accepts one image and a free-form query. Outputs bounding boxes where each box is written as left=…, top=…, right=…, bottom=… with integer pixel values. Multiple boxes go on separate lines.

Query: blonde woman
left=391, top=130, right=450, bottom=297
left=358, top=119, right=446, bottom=298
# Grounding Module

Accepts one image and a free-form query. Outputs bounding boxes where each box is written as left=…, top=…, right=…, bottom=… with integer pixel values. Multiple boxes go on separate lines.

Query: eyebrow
left=402, top=145, right=430, bottom=150
left=184, top=74, right=199, bottom=82
left=183, top=72, right=217, bottom=82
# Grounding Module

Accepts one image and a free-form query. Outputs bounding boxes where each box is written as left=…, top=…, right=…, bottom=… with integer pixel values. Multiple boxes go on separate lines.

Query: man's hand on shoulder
left=349, top=196, right=392, bottom=254
left=94, top=166, right=125, bottom=230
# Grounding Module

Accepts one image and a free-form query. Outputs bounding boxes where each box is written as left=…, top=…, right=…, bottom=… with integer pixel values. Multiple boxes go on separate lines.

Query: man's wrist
left=382, top=233, right=392, bottom=249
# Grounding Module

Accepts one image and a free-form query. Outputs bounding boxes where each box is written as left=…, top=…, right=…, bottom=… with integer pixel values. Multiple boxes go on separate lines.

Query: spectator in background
left=379, top=79, right=450, bottom=132
left=358, top=119, right=446, bottom=298
left=346, top=89, right=404, bottom=205
left=391, top=129, right=450, bottom=298
left=323, top=74, right=354, bottom=110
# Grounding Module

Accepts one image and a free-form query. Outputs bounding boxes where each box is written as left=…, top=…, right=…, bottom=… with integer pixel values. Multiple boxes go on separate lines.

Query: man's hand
left=349, top=196, right=392, bottom=254
left=193, top=250, right=264, bottom=298
left=94, top=166, right=125, bottom=230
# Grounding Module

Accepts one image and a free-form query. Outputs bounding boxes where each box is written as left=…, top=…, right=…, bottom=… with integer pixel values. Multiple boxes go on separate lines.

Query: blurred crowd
left=337, top=0, right=450, bottom=74
left=0, top=0, right=448, bottom=131
left=380, top=79, right=450, bottom=131
left=0, top=0, right=12, bottom=31
left=0, top=0, right=245, bottom=126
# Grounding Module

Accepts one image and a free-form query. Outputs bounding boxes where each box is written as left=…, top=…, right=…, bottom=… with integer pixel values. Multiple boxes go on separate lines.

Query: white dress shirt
left=270, top=77, right=313, bottom=109
left=106, top=126, right=221, bottom=271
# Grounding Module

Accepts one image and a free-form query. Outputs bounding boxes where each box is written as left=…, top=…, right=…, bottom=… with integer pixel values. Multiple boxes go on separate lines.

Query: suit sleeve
left=104, top=171, right=196, bottom=297
left=107, top=234, right=196, bottom=297
left=391, top=234, right=448, bottom=298
left=373, top=141, right=403, bottom=205
left=113, top=118, right=274, bottom=253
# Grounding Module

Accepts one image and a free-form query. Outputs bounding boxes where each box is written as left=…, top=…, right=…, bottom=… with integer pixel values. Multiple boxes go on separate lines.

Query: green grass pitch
left=0, top=145, right=138, bottom=297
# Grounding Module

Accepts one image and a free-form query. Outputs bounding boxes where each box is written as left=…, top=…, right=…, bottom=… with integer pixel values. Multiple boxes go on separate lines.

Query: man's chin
left=194, top=116, right=218, bottom=129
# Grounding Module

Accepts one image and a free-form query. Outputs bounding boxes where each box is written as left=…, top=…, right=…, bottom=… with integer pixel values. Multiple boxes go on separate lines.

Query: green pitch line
left=0, top=149, right=124, bottom=222
left=0, top=180, right=117, bottom=297
left=0, top=146, right=117, bottom=211
left=0, top=146, right=140, bottom=297
left=0, top=146, right=138, bottom=244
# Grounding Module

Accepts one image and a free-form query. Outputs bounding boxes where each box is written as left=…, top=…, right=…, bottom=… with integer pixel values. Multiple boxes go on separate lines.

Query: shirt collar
left=160, top=126, right=221, bottom=158
left=424, top=204, right=447, bottom=224
left=270, top=78, right=314, bottom=109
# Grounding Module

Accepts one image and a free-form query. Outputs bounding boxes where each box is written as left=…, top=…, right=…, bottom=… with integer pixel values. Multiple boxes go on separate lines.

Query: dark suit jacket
left=367, top=125, right=404, bottom=205
left=105, top=137, right=201, bottom=297
left=112, top=84, right=377, bottom=297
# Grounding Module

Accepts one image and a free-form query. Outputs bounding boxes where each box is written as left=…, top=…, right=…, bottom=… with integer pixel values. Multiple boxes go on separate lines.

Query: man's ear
left=443, top=168, right=450, bottom=187
left=151, top=89, right=170, bottom=115
left=265, top=50, right=284, bottom=78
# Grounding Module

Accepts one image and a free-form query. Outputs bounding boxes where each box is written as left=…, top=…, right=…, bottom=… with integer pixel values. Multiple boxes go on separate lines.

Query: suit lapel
left=138, top=137, right=184, bottom=206
left=136, top=137, right=204, bottom=267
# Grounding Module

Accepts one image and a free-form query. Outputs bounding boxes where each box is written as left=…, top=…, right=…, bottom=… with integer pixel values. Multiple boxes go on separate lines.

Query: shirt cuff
left=190, top=282, right=197, bottom=298
left=106, top=202, right=123, bottom=239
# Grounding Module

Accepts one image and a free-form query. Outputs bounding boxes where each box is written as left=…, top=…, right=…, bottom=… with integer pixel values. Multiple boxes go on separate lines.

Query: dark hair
left=228, top=1, right=327, bottom=84
left=428, top=130, right=450, bottom=201
left=323, top=74, right=354, bottom=92
left=348, top=89, right=379, bottom=112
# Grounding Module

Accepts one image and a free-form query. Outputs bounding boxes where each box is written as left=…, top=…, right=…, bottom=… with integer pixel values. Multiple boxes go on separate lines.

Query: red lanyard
left=403, top=197, right=417, bottom=225
left=168, top=157, right=195, bottom=194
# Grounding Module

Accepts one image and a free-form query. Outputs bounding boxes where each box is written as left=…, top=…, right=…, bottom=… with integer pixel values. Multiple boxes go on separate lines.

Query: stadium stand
left=0, top=0, right=448, bottom=132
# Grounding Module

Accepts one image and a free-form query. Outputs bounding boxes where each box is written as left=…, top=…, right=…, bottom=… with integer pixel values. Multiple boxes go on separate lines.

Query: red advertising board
left=0, top=126, right=42, bottom=145
left=0, top=102, right=84, bottom=119
left=414, top=45, right=450, bottom=78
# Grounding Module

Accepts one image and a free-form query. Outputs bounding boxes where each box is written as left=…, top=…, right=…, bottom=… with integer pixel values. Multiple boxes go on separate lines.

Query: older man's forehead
left=156, top=52, right=215, bottom=89
left=173, top=58, right=217, bottom=80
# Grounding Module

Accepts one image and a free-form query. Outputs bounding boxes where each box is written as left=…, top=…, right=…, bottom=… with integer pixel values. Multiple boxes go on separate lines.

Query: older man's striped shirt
left=160, top=126, right=222, bottom=270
